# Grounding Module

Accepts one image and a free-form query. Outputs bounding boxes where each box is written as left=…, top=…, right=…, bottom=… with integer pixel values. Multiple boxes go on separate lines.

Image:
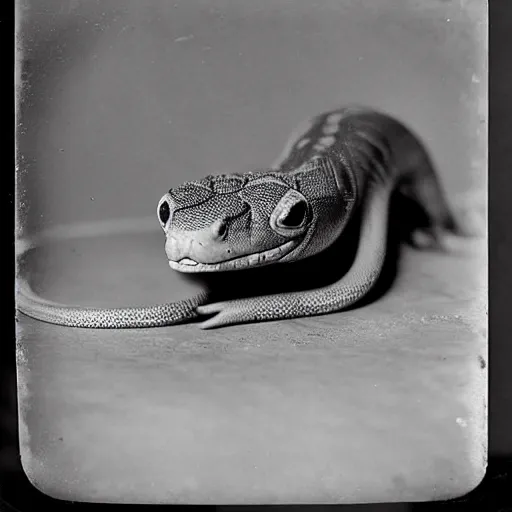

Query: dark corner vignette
left=2, top=2, right=510, bottom=512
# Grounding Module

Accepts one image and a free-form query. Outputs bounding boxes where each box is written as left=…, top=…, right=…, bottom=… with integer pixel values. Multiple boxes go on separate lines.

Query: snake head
left=157, top=157, right=356, bottom=272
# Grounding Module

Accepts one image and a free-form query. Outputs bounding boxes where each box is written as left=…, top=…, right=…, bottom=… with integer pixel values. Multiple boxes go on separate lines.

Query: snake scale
left=16, top=106, right=467, bottom=329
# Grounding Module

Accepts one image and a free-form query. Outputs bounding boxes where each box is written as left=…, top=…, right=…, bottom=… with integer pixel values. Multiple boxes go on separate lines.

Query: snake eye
left=158, top=199, right=170, bottom=226
left=277, top=199, right=308, bottom=228
left=270, top=189, right=309, bottom=237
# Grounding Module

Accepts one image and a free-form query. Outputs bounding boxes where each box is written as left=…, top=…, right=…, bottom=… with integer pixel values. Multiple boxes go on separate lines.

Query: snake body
left=16, top=106, right=465, bottom=329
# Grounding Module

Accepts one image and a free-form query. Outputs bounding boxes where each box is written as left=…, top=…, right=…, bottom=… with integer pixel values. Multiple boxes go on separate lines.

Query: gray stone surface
left=16, top=227, right=486, bottom=504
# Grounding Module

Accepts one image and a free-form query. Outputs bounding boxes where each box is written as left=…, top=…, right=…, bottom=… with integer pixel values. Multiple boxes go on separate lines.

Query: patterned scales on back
left=17, top=106, right=468, bottom=329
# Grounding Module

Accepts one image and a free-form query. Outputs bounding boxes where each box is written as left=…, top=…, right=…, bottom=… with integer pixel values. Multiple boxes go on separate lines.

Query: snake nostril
left=158, top=200, right=170, bottom=226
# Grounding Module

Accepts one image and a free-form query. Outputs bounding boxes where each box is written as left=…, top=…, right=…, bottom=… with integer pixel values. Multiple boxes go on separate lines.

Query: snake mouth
left=168, top=239, right=299, bottom=273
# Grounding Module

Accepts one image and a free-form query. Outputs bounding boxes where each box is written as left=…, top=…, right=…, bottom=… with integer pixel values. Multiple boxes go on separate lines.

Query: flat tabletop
left=16, top=225, right=486, bottom=504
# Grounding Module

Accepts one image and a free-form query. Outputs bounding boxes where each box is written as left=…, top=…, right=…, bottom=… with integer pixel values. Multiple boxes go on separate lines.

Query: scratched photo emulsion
left=15, top=0, right=487, bottom=505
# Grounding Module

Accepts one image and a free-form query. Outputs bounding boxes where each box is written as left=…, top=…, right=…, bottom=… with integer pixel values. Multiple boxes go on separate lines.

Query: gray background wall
left=16, top=0, right=486, bottom=238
